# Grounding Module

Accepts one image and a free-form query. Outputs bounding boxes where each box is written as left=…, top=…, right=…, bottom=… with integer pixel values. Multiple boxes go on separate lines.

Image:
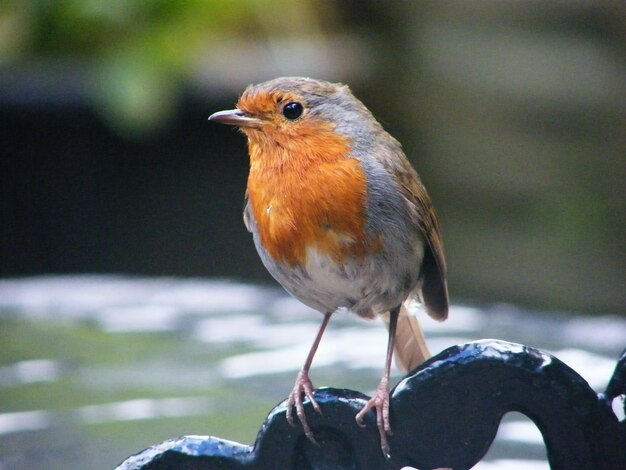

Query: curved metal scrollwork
left=118, top=340, right=626, bottom=470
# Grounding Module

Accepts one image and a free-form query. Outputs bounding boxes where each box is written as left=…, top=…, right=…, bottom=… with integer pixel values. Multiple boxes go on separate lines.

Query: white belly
left=265, top=243, right=423, bottom=318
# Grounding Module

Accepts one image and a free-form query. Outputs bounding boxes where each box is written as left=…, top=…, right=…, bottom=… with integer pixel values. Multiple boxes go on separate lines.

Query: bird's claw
left=355, top=377, right=392, bottom=457
left=286, top=370, right=321, bottom=444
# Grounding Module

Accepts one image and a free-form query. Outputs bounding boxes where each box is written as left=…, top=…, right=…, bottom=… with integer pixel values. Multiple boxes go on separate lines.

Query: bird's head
left=209, top=77, right=385, bottom=168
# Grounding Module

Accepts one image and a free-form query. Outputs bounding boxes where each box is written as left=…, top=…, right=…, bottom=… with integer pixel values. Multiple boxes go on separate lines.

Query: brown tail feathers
left=382, top=303, right=431, bottom=372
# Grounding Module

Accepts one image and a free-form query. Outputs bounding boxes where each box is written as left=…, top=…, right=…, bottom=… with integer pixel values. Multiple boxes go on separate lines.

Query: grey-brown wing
left=384, top=152, right=449, bottom=320
left=243, top=190, right=253, bottom=233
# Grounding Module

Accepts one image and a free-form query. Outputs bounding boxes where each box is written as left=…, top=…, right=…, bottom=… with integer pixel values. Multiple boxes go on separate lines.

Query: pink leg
left=286, top=312, right=332, bottom=443
left=355, top=305, right=400, bottom=457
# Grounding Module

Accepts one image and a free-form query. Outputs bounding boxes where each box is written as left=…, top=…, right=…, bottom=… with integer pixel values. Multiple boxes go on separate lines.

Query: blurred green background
left=2, top=1, right=625, bottom=311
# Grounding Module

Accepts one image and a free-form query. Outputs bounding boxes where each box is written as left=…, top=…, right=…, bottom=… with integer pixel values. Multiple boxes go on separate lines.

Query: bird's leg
left=355, top=305, right=400, bottom=457
left=286, top=311, right=332, bottom=443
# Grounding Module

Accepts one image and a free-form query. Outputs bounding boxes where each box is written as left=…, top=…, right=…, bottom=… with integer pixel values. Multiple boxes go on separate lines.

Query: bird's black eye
left=282, top=102, right=303, bottom=120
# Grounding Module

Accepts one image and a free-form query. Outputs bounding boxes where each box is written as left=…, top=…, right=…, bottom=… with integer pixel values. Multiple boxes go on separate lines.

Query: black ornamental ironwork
left=117, top=340, right=626, bottom=470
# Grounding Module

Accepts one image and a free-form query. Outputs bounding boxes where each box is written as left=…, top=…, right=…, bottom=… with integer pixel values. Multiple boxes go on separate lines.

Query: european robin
left=209, top=77, right=448, bottom=456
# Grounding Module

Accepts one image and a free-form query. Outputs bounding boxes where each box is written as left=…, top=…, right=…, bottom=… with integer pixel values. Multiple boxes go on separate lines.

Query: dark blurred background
left=2, top=0, right=625, bottom=314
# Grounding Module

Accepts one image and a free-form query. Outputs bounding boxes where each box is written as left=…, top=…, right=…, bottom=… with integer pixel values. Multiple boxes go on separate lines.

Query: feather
left=371, top=140, right=449, bottom=322
left=382, top=303, right=430, bottom=372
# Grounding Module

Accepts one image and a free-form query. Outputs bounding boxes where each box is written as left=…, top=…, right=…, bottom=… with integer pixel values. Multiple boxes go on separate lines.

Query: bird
left=209, top=77, right=448, bottom=456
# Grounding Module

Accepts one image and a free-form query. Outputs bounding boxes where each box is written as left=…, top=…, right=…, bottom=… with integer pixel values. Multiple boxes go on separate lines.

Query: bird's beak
left=208, top=109, right=262, bottom=128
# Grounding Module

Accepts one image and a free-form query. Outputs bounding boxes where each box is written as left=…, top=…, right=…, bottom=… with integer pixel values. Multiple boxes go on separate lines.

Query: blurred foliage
left=0, top=0, right=330, bottom=136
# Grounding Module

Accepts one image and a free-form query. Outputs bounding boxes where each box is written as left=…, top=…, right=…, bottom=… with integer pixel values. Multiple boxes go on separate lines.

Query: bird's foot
left=355, top=376, right=392, bottom=458
left=286, top=370, right=321, bottom=444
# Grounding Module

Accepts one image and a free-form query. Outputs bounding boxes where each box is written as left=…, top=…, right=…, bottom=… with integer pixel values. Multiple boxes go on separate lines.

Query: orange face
left=236, top=88, right=346, bottom=168
left=233, top=88, right=377, bottom=266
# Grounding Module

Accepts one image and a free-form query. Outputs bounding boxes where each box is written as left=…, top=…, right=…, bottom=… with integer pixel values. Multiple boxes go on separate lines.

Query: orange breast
left=246, top=124, right=375, bottom=266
